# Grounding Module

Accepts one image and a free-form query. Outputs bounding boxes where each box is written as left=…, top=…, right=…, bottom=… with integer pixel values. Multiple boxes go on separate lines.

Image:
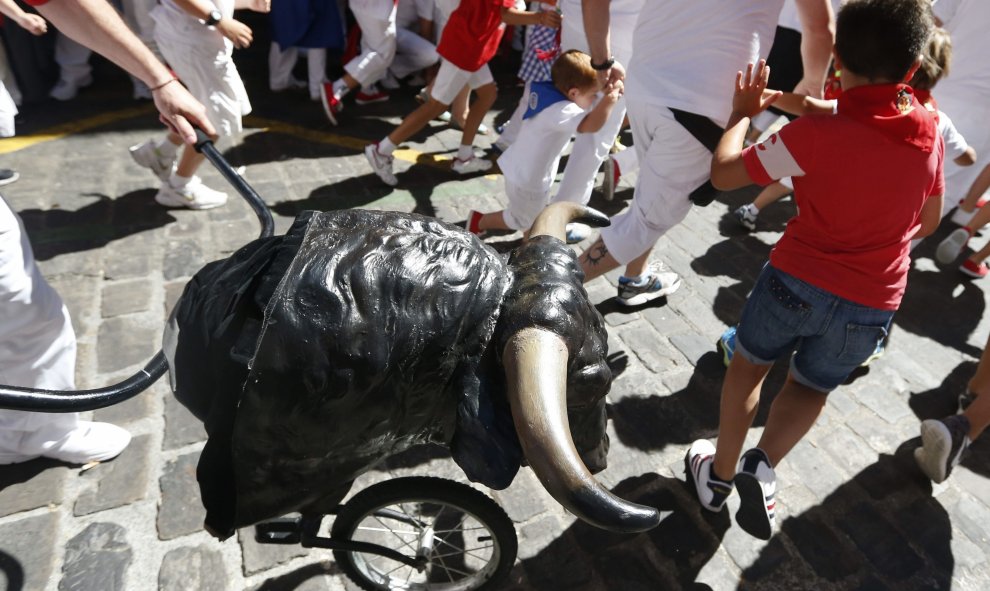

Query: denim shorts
left=735, top=265, right=894, bottom=393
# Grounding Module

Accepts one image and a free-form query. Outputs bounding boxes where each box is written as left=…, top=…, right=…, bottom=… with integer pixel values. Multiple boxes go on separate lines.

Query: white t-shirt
left=933, top=0, right=990, bottom=101
left=152, top=0, right=234, bottom=52
left=397, top=0, right=434, bottom=30
left=559, top=0, right=644, bottom=66
left=777, top=0, right=842, bottom=33
left=626, top=0, right=785, bottom=126
left=498, top=100, right=587, bottom=191
left=938, top=110, right=970, bottom=163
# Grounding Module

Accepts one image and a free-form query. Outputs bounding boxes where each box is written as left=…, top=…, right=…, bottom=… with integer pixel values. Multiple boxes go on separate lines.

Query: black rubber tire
left=331, top=476, right=517, bottom=591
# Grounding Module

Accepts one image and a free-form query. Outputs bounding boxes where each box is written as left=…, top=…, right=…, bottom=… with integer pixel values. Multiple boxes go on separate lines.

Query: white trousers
left=390, top=27, right=438, bottom=80
left=269, top=42, right=328, bottom=100
left=345, top=0, right=398, bottom=87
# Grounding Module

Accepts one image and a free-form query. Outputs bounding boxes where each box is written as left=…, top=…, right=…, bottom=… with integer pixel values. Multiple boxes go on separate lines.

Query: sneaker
left=364, top=143, right=398, bottom=187
left=616, top=263, right=682, bottom=306
left=129, top=140, right=176, bottom=181
left=464, top=209, right=487, bottom=238
left=684, top=439, right=734, bottom=512
left=355, top=85, right=389, bottom=105
left=451, top=156, right=492, bottom=174
left=380, top=72, right=401, bottom=90
left=602, top=157, right=619, bottom=201
left=960, top=259, right=989, bottom=279
left=270, top=76, right=307, bottom=92
left=319, top=82, right=343, bottom=125
left=949, top=197, right=987, bottom=227
left=49, top=73, right=93, bottom=101
left=717, top=326, right=737, bottom=368
left=734, top=448, right=777, bottom=540
left=565, top=223, right=592, bottom=244
left=0, top=168, right=19, bottom=186
left=958, top=391, right=977, bottom=413
left=915, top=414, right=971, bottom=483
left=490, top=138, right=511, bottom=155
left=935, top=227, right=971, bottom=264
left=0, top=420, right=131, bottom=465
left=734, top=204, right=758, bottom=231
left=859, top=337, right=886, bottom=367
left=155, top=177, right=228, bottom=210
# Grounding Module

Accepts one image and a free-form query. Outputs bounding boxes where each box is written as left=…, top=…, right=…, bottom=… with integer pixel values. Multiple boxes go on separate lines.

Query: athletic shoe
left=129, top=139, right=176, bottom=181
left=602, top=157, right=619, bottom=201
left=451, top=156, right=492, bottom=174
left=859, top=337, right=886, bottom=367
left=960, top=259, right=989, bottom=279
left=49, top=74, right=93, bottom=101
left=0, top=420, right=131, bottom=465
left=565, top=223, right=592, bottom=244
left=616, top=263, right=681, bottom=306
left=319, top=82, right=343, bottom=125
left=915, top=414, right=971, bottom=483
left=734, top=204, right=759, bottom=231
left=0, top=168, right=19, bottom=186
left=949, top=197, right=988, bottom=227
left=958, top=391, right=977, bottom=413
left=935, top=227, right=971, bottom=264
left=380, top=72, right=401, bottom=90
left=717, top=326, right=737, bottom=368
left=155, top=177, right=228, bottom=210
left=464, top=210, right=487, bottom=238
left=734, top=447, right=777, bottom=540
left=364, top=143, right=398, bottom=187
left=355, top=85, right=389, bottom=105
left=490, top=138, right=511, bottom=155
left=270, top=76, right=307, bottom=92
left=684, top=439, right=733, bottom=512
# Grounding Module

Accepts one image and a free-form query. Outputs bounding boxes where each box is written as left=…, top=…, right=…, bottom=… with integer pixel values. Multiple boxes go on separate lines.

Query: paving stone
left=669, top=332, right=720, bottom=367
left=521, top=531, right=594, bottom=590
left=619, top=326, right=688, bottom=374
left=0, top=459, right=68, bottom=517
left=101, top=278, right=153, bottom=318
left=641, top=305, right=693, bottom=338
left=157, top=451, right=207, bottom=540
left=0, top=511, right=59, bottom=591
left=491, top=470, right=551, bottom=525
left=849, top=370, right=914, bottom=424
left=835, top=502, right=922, bottom=581
left=104, top=251, right=155, bottom=280
left=93, top=380, right=157, bottom=425
left=951, top=493, right=990, bottom=548
left=238, top=525, right=311, bottom=576
left=74, top=434, right=151, bottom=516
left=248, top=562, right=339, bottom=591
left=162, top=240, right=206, bottom=281
left=97, top=316, right=159, bottom=373
left=782, top=514, right=861, bottom=581
left=815, top=424, right=880, bottom=479
left=61, top=522, right=132, bottom=591
left=158, top=545, right=227, bottom=591
left=777, top=440, right=846, bottom=502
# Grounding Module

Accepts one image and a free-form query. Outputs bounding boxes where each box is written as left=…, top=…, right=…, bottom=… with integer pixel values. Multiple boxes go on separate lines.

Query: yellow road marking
left=0, top=105, right=156, bottom=154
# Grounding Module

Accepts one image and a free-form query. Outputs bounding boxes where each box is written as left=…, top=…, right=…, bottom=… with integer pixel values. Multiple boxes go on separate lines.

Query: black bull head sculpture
left=163, top=203, right=660, bottom=539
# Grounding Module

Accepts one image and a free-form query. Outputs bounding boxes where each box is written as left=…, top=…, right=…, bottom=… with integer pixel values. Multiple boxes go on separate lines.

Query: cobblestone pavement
left=1, top=36, right=990, bottom=591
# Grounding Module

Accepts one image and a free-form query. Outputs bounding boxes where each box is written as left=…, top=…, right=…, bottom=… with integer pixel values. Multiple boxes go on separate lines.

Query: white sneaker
left=451, top=156, right=492, bottom=174
left=950, top=204, right=979, bottom=227
left=365, top=143, right=398, bottom=186
left=155, top=177, right=228, bottom=210
left=0, top=421, right=131, bottom=465
left=129, top=140, right=176, bottom=181
left=935, top=227, right=971, bottom=265
left=734, top=448, right=777, bottom=540
left=49, top=74, right=93, bottom=101
left=616, top=262, right=682, bottom=306
left=685, top=439, right=733, bottom=512
left=565, top=222, right=593, bottom=244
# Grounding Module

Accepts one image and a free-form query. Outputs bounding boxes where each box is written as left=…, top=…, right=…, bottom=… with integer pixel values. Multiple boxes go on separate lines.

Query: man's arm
left=32, top=0, right=214, bottom=142
left=582, top=0, right=623, bottom=86
left=792, top=0, right=835, bottom=98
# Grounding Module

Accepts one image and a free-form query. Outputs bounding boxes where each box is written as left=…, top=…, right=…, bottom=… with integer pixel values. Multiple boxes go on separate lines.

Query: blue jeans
left=735, top=265, right=894, bottom=392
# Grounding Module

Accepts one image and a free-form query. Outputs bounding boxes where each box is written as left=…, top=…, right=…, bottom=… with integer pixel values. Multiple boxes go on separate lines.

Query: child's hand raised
left=16, top=13, right=47, bottom=36
left=605, top=79, right=623, bottom=101
left=732, top=60, right=781, bottom=118
left=538, top=9, right=562, bottom=29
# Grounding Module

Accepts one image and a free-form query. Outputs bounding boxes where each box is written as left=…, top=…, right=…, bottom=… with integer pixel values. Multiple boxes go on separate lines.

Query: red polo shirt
left=437, top=0, right=515, bottom=72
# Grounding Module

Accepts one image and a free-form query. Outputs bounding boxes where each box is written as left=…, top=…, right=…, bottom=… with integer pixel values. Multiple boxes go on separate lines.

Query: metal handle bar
left=0, top=128, right=275, bottom=412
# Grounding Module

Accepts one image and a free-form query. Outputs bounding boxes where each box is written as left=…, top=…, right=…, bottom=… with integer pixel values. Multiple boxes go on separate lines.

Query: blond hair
left=910, top=27, right=952, bottom=91
left=551, top=50, right=599, bottom=96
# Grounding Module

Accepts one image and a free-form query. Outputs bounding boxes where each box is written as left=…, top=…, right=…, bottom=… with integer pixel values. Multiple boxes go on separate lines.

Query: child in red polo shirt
left=687, top=0, right=943, bottom=540
left=363, top=0, right=561, bottom=186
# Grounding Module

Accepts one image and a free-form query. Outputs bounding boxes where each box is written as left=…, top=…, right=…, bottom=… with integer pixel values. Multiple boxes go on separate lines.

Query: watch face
left=207, top=10, right=221, bottom=25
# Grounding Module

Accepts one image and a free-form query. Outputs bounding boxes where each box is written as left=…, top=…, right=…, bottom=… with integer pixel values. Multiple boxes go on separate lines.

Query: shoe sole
left=129, top=148, right=172, bottom=181
left=364, top=146, right=398, bottom=187
left=936, top=228, right=970, bottom=264
left=716, top=337, right=732, bottom=368
left=319, top=84, right=339, bottom=126
left=616, top=277, right=682, bottom=307
left=154, top=193, right=227, bottom=210
left=733, top=472, right=774, bottom=540
left=452, top=162, right=493, bottom=175
left=0, top=171, right=20, bottom=187
left=959, top=263, right=987, bottom=279
left=916, top=420, right=953, bottom=483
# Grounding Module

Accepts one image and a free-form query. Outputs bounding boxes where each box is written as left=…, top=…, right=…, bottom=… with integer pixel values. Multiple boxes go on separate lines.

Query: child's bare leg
left=174, top=144, right=207, bottom=178
left=477, top=211, right=511, bottom=232
left=459, top=83, right=496, bottom=147
left=388, top=98, right=449, bottom=145
left=753, top=374, right=828, bottom=466
left=957, top=163, right=990, bottom=215
left=962, top=196, right=990, bottom=234
left=752, top=181, right=792, bottom=210
left=451, top=85, right=470, bottom=124
left=712, top=355, right=773, bottom=481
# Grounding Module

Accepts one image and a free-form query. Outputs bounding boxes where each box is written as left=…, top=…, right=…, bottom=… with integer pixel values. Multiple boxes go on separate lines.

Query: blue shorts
left=735, top=265, right=894, bottom=393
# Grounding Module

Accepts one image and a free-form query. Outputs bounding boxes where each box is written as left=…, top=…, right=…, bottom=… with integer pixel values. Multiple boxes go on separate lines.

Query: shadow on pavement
left=895, top=266, right=985, bottom=359
left=0, top=549, right=24, bottom=591
left=740, top=444, right=952, bottom=590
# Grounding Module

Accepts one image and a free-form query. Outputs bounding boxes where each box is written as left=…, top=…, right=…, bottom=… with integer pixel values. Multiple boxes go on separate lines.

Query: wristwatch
left=204, top=9, right=222, bottom=26
left=590, top=56, right=615, bottom=71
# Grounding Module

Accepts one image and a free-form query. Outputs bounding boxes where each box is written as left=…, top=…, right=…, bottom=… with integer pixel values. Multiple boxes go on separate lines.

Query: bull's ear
left=530, top=203, right=610, bottom=242
left=503, top=327, right=660, bottom=533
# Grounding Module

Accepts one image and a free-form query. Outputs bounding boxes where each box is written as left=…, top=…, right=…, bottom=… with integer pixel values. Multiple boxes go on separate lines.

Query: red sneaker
left=319, top=82, right=342, bottom=125
left=959, top=259, right=989, bottom=278
left=355, top=87, right=389, bottom=105
left=464, top=210, right=488, bottom=238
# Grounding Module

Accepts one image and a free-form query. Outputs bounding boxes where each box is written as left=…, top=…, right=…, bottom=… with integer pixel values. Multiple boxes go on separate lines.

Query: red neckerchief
left=836, top=83, right=937, bottom=153
left=912, top=88, right=940, bottom=124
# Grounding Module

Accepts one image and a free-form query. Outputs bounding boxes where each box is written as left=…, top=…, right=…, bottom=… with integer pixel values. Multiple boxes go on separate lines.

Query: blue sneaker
left=718, top=326, right=736, bottom=367
left=616, top=263, right=681, bottom=306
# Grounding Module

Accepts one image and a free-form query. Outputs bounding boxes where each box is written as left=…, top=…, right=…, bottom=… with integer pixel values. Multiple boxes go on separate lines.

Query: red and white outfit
left=430, top=0, right=513, bottom=105
left=345, top=0, right=399, bottom=88
left=743, top=84, right=944, bottom=309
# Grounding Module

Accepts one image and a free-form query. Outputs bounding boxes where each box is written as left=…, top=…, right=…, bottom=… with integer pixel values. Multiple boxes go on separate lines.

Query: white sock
left=169, top=173, right=192, bottom=188
left=156, top=137, right=180, bottom=158
left=621, top=273, right=648, bottom=286
left=747, top=203, right=761, bottom=215
left=457, top=144, right=474, bottom=160
left=332, top=79, right=350, bottom=99
left=378, top=137, right=396, bottom=155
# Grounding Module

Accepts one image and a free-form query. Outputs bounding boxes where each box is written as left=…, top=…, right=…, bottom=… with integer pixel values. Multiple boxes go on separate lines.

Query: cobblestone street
left=1, top=40, right=989, bottom=591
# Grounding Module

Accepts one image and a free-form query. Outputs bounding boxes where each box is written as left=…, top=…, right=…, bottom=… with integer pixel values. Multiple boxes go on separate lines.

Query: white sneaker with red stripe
left=734, top=447, right=777, bottom=540
left=685, top=439, right=734, bottom=512
left=355, top=85, right=390, bottom=105
left=319, top=82, right=343, bottom=125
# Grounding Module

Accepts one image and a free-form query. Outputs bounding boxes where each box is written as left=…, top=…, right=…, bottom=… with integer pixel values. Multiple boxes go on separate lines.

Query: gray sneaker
left=915, top=414, right=971, bottom=483
left=936, top=227, right=971, bottom=265
left=616, top=263, right=681, bottom=306
left=734, top=204, right=758, bottom=231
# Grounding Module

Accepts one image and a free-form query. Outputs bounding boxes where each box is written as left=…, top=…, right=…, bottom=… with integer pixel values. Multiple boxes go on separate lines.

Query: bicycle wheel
left=331, top=476, right=518, bottom=591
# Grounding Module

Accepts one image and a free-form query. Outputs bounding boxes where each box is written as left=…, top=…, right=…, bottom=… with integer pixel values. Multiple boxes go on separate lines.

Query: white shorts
left=503, top=179, right=550, bottom=231
left=156, top=34, right=251, bottom=137
left=430, top=58, right=494, bottom=106
left=599, top=98, right=710, bottom=265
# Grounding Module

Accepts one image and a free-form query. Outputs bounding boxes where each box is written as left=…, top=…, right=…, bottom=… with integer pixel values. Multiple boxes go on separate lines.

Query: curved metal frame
left=0, top=129, right=275, bottom=412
